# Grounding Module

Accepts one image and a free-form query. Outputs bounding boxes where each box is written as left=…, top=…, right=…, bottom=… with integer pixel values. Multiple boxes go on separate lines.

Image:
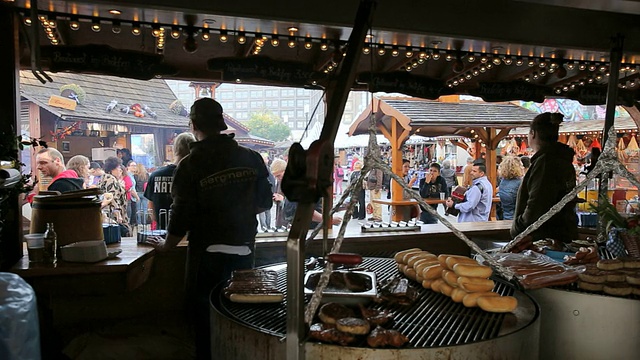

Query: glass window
left=237, top=91, right=249, bottom=98
left=237, top=101, right=249, bottom=109
left=250, top=90, right=263, bottom=97
left=296, top=88, right=307, bottom=96
left=251, top=101, right=263, bottom=108
left=281, top=100, right=294, bottom=107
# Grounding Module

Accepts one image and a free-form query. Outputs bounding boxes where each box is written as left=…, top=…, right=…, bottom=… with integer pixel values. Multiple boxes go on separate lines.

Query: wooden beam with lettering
left=207, top=56, right=325, bottom=87
left=469, top=81, right=550, bottom=102
left=357, top=71, right=454, bottom=100
left=41, top=45, right=177, bottom=80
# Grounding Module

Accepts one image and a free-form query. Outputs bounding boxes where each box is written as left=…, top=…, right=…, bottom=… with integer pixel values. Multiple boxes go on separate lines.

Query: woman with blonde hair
left=497, top=156, right=523, bottom=220
left=66, top=155, right=90, bottom=188
left=350, top=160, right=366, bottom=220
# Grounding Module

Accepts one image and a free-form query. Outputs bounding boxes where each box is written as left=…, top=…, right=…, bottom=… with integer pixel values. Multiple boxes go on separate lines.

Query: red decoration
left=50, top=121, right=81, bottom=141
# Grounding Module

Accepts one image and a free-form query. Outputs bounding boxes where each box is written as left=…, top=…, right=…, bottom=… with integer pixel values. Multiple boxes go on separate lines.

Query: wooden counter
left=373, top=197, right=502, bottom=221
left=252, top=220, right=514, bottom=266
left=11, top=238, right=156, bottom=295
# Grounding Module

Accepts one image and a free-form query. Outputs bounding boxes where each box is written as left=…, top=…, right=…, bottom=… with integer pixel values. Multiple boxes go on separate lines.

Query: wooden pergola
left=348, top=96, right=536, bottom=220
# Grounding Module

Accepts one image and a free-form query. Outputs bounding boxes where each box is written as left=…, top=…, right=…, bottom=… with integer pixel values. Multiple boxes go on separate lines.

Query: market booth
left=348, top=96, right=535, bottom=221
left=2, top=0, right=640, bottom=359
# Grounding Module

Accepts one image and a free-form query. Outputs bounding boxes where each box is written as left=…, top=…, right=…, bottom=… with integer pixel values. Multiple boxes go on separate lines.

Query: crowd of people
left=26, top=100, right=580, bottom=360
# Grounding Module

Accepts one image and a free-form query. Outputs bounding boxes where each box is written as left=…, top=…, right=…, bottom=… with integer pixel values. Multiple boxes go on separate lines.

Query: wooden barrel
left=30, top=196, right=104, bottom=247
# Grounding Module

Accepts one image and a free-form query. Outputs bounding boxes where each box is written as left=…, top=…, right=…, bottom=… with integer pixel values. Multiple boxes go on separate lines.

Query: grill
left=211, top=257, right=540, bottom=359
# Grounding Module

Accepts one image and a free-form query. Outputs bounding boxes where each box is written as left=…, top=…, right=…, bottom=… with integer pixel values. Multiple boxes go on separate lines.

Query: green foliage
left=589, top=194, right=640, bottom=233
left=59, top=84, right=86, bottom=104
left=0, top=129, right=45, bottom=196
left=246, top=110, right=291, bottom=142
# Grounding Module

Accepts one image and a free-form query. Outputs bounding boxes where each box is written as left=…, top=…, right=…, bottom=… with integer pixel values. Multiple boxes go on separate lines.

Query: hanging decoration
left=617, top=137, right=628, bottom=162
left=566, top=134, right=578, bottom=149
left=50, top=121, right=81, bottom=141
left=519, top=139, right=528, bottom=154
left=575, top=139, right=588, bottom=159
left=626, top=135, right=639, bottom=157
left=591, top=137, right=602, bottom=150
left=59, top=84, right=86, bottom=104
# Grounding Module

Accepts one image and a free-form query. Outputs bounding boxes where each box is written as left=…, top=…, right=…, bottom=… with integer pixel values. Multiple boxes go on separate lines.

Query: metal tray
left=303, top=270, right=377, bottom=303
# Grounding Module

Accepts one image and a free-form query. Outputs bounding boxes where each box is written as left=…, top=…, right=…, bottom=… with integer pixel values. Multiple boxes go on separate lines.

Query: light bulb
left=131, top=22, right=141, bottom=36
left=111, top=21, right=121, bottom=34
left=201, top=29, right=210, bottom=41
left=271, top=35, right=279, bottom=47
left=219, top=30, right=228, bottom=43
left=237, top=32, right=246, bottom=44
left=91, top=20, right=101, bottom=32
left=171, top=26, right=181, bottom=39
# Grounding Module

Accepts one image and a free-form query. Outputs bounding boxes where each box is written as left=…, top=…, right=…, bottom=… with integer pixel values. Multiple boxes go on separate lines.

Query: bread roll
left=457, top=276, right=495, bottom=293
left=422, top=278, right=434, bottom=289
left=597, top=259, right=623, bottom=271
left=430, top=278, right=445, bottom=292
left=442, top=270, right=460, bottom=288
left=228, top=293, right=284, bottom=303
left=394, top=248, right=422, bottom=263
left=450, top=287, right=469, bottom=303
left=605, top=271, right=626, bottom=282
left=626, top=273, right=640, bottom=286
left=603, top=282, right=632, bottom=296
left=336, top=317, right=371, bottom=335
left=397, top=263, right=408, bottom=274
left=621, top=257, right=640, bottom=269
left=438, top=254, right=475, bottom=270
left=403, top=267, right=418, bottom=281
left=421, top=264, right=445, bottom=280
left=577, top=280, right=604, bottom=292
left=407, top=252, right=437, bottom=267
left=577, top=269, right=607, bottom=283
left=402, top=250, right=427, bottom=264
left=414, top=260, right=440, bottom=275
left=462, top=291, right=499, bottom=308
left=439, top=282, right=454, bottom=297
left=453, top=263, right=493, bottom=278
left=445, top=255, right=478, bottom=270
left=477, top=295, right=518, bottom=313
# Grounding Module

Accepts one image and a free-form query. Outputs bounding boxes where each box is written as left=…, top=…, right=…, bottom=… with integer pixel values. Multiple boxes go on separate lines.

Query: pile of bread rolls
left=577, top=257, right=640, bottom=296
left=394, top=248, right=518, bottom=313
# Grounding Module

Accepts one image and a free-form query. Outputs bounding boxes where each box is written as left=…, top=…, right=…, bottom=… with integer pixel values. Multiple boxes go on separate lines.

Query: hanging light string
left=19, top=8, right=640, bottom=90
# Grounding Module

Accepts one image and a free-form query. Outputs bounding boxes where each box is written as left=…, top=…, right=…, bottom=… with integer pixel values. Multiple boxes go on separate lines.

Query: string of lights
left=20, top=9, right=640, bottom=93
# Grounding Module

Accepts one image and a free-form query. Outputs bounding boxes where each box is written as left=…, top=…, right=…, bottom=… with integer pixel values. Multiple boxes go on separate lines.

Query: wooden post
left=380, top=117, right=410, bottom=221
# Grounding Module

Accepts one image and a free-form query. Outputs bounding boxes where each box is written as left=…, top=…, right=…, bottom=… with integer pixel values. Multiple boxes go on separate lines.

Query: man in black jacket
left=150, top=98, right=273, bottom=360
left=419, top=162, right=449, bottom=224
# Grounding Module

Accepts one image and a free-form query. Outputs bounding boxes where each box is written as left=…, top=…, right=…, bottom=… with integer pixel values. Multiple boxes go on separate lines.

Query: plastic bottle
left=43, top=223, right=57, bottom=264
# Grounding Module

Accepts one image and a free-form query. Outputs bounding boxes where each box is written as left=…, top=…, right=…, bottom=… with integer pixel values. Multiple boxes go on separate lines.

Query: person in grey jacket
left=440, top=159, right=458, bottom=194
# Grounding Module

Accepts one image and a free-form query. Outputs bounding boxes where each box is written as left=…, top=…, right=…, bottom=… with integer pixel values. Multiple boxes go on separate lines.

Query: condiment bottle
left=43, top=222, right=57, bottom=264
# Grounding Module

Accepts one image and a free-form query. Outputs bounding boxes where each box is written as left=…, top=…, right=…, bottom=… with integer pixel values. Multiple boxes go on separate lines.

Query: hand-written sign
left=565, top=85, right=637, bottom=107
left=207, top=57, right=324, bottom=86
left=357, top=72, right=454, bottom=99
left=48, top=95, right=76, bottom=110
left=41, top=45, right=177, bottom=80
left=469, top=82, right=550, bottom=103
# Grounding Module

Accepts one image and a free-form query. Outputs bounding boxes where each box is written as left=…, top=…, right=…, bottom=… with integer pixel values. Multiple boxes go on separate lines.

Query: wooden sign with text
left=207, top=57, right=324, bottom=86
left=469, top=82, right=550, bottom=103
left=41, top=45, right=177, bottom=80
left=48, top=95, right=76, bottom=110
left=357, top=72, right=454, bottom=99
left=565, top=85, right=637, bottom=107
